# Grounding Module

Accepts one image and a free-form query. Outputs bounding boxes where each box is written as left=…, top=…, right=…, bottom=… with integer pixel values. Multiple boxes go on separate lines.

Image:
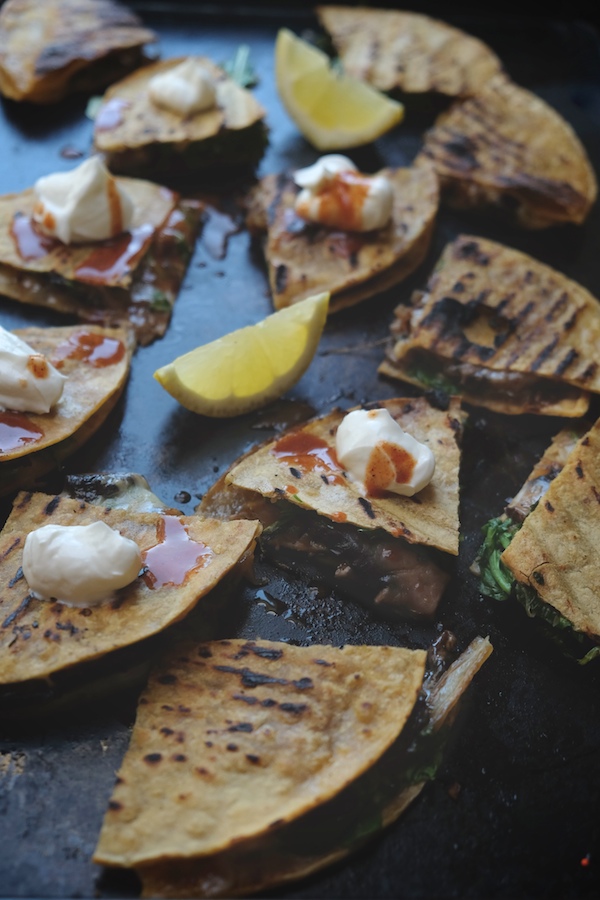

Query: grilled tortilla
left=380, top=235, right=600, bottom=417
left=0, top=324, right=133, bottom=496
left=317, top=5, right=502, bottom=98
left=94, top=635, right=492, bottom=898
left=0, top=491, right=261, bottom=686
left=0, top=0, right=157, bottom=104
left=476, top=420, right=600, bottom=663
left=417, top=74, right=597, bottom=228
left=93, top=56, right=268, bottom=182
left=200, top=396, right=463, bottom=618
left=246, top=161, right=439, bottom=312
left=0, top=178, right=202, bottom=345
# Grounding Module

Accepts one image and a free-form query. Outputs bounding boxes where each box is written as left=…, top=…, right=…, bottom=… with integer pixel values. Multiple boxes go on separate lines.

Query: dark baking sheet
left=1, top=4, right=600, bottom=899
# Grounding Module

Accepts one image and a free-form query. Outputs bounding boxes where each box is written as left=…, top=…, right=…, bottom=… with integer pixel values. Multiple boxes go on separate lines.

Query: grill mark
left=9, top=566, right=24, bottom=587
left=529, top=337, right=559, bottom=373
left=554, top=348, right=578, bottom=376
left=43, top=496, right=61, bottom=516
left=279, top=702, right=308, bottom=715
left=581, top=362, right=598, bottom=382
left=242, top=643, right=284, bottom=660
left=213, top=665, right=313, bottom=691
left=0, top=537, right=21, bottom=563
left=2, top=593, right=33, bottom=628
left=358, top=497, right=376, bottom=519
left=544, top=291, right=569, bottom=322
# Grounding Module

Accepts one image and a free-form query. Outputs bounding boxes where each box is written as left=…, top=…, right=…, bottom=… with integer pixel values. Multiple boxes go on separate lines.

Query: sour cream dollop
left=0, top=326, right=65, bottom=414
left=294, top=154, right=394, bottom=232
left=33, top=156, right=134, bottom=244
left=22, top=521, right=142, bottom=607
left=335, top=408, right=435, bottom=497
left=148, top=58, right=217, bottom=117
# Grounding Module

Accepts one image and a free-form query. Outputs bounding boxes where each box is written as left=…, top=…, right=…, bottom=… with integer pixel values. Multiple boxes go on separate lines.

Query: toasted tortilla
left=0, top=493, right=261, bottom=685
left=94, top=638, right=427, bottom=868
left=380, top=235, right=600, bottom=416
left=0, top=182, right=201, bottom=344
left=247, top=162, right=439, bottom=312
left=316, top=5, right=502, bottom=97
left=502, top=418, right=600, bottom=638
left=93, top=56, right=267, bottom=178
left=417, top=74, right=597, bottom=228
left=0, top=324, right=132, bottom=462
left=94, top=635, right=493, bottom=898
left=220, top=397, right=463, bottom=556
left=0, top=0, right=157, bottom=104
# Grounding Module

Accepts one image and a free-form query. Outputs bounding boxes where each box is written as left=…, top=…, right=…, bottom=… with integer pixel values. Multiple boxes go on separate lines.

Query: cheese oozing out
left=22, top=521, right=142, bottom=607
left=148, top=58, right=217, bottom=117
left=0, top=326, right=66, bottom=414
left=335, top=408, right=435, bottom=498
left=294, top=154, right=394, bottom=232
left=33, top=156, right=134, bottom=244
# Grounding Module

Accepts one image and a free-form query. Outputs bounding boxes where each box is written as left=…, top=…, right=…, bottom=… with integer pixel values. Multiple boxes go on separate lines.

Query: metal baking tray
left=1, top=4, right=600, bottom=898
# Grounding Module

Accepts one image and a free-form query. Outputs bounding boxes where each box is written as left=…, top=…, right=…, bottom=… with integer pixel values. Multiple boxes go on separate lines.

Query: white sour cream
left=148, top=58, right=217, bottom=117
left=0, top=326, right=65, bottom=414
left=22, top=521, right=142, bottom=607
left=335, top=408, right=435, bottom=497
left=33, top=156, right=134, bottom=244
left=294, top=154, right=393, bottom=232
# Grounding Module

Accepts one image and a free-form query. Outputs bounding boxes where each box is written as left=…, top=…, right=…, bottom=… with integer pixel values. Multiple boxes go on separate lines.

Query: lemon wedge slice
left=154, top=292, right=329, bottom=417
left=275, top=28, right=404, bottom=150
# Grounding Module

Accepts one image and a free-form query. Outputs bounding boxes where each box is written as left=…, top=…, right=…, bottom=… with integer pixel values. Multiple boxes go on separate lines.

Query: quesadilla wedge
left=380, top=235, right=600, bottom=417
left=0, top=0, right=157, bottom=104
left=0, top=490, right=262, bottom=689
left=316, top=5, right=503, bottom=98
left=475, top=419, right=600, bottom=664
left=245, top=160, right=439, bottom=312
left=0, top=177, right=201, bottom=345
left=94, top=634, right=492, bottom=898
left=417, top=74, right=597, bottom=228
left=93, top=56, right=268, bottom=182
left=0, top=324, right=133, bottom=497
left=200, top=396, right=464, bottom=619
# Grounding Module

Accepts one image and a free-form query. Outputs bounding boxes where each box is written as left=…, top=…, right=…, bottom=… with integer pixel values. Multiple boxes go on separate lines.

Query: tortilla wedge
left=380, top=235, right=600, bottom=417
left=0, top=0, right=157, bottom=104
left=245, top=161, right=439, bottom=312
left=0, top=491, right=262, bottom=686
left=316, top=5, right=503, bottom=98
left=476, top=420, right=600, bottom=664
left=0, top=178, right=202, bottom=345
left=200, top=396, right=464, bottom=618
left=417, top=74, right=597, bottom=228
left=0, top=324, right=133, bottom=495
left=94, top=635, right=492, bottom=898
left=93, top=57, right=268, bottom=182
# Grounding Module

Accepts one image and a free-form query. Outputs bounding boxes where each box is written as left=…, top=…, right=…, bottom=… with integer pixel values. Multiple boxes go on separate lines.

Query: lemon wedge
left=154, top=292, right=329, bottom=417
left=275, top=28, right=404, bottom=150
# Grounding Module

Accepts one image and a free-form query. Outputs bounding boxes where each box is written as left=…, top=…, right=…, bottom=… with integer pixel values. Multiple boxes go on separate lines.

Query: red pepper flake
left=580, top=854, right=591, bottom=867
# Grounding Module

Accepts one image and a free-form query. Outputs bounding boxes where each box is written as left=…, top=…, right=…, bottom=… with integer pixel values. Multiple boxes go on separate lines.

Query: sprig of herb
left=222, top=45, right=258, bottom=88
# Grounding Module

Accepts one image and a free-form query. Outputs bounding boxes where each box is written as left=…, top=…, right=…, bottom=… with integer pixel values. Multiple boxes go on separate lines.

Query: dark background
left=0, top=3, right=599, bottom=900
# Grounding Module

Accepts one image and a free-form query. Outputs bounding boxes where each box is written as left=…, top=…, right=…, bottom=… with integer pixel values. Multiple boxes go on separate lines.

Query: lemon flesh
left=275, top=28, right=404, bottom=150
left=154, top=292, right=329, bottom=417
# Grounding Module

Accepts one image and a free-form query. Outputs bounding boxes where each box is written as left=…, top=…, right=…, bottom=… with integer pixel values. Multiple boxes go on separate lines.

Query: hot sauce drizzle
left=51, top=331, right=125, bottom=368
left=74, top=223, right=154, bottom=284
left=365, top=441, right=416, bottom=497
left=0, top=412, right=44, bottom=453
left=315, top=172, right=371, bottom=231
left=142, top=516, right=214, bottom=590
left=10, top=213, right=58, bottom=260
left=272, top=431, right=345, bottom=485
